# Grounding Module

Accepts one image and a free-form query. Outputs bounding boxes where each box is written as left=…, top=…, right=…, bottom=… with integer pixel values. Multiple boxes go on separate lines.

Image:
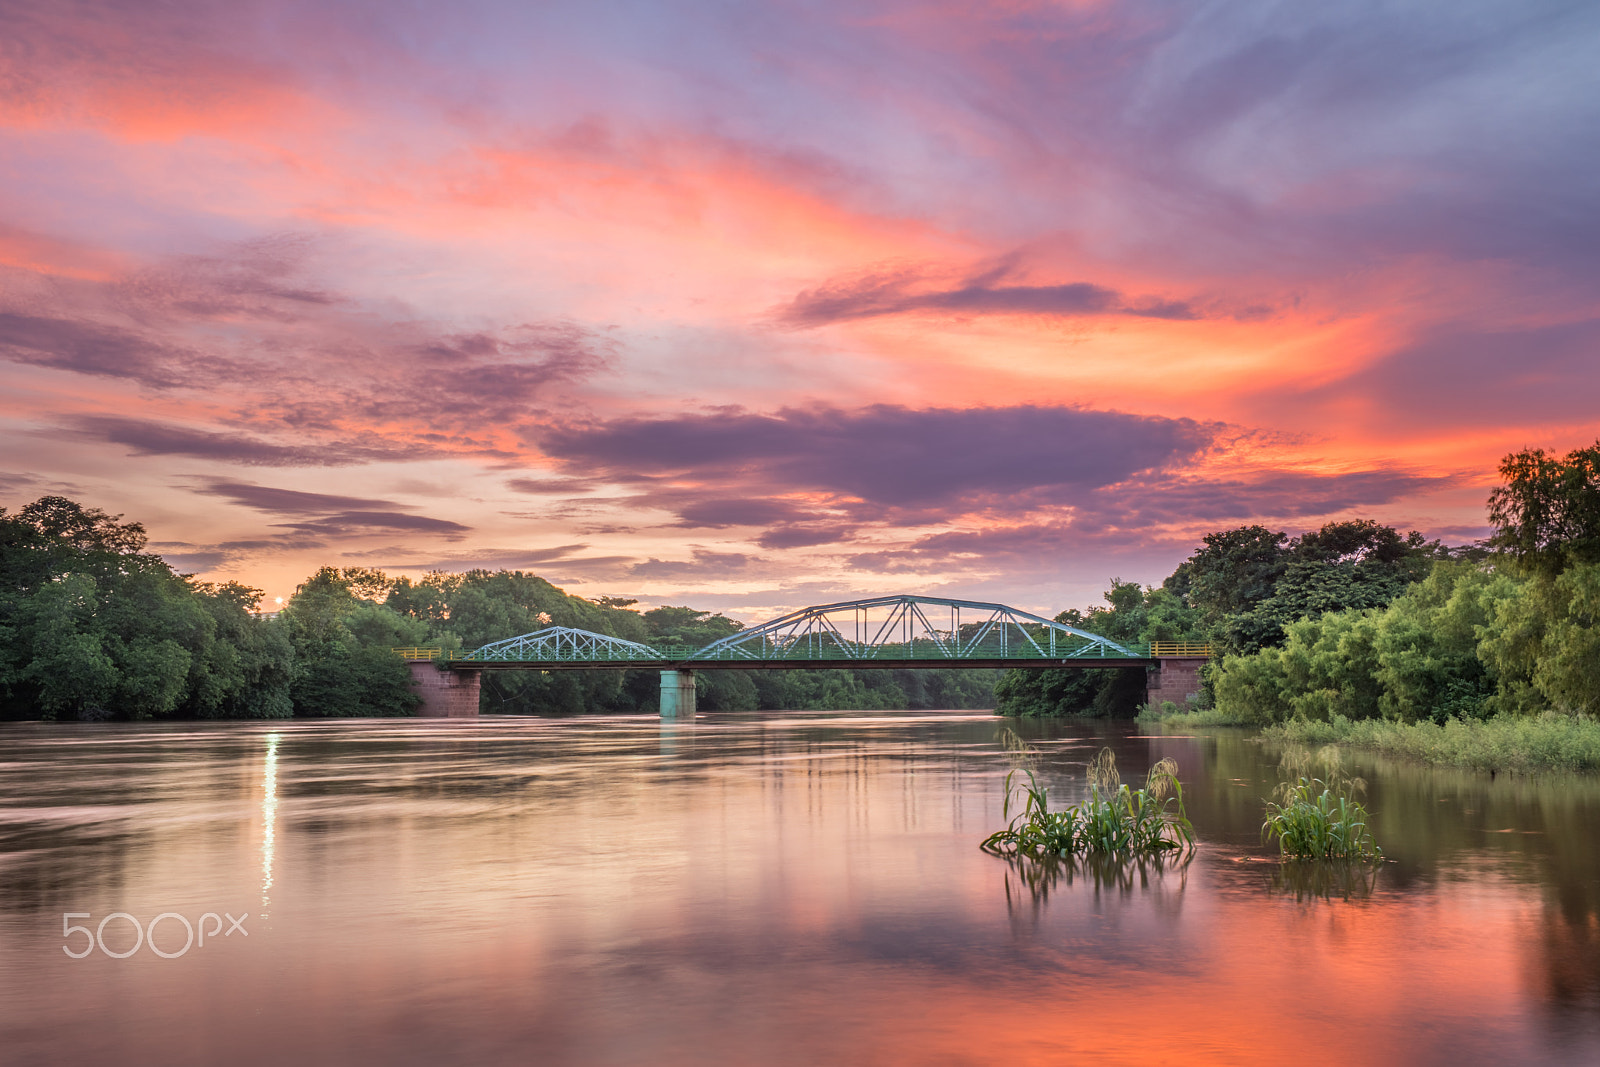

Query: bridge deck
left=455, top=656, right=1157, bottom=671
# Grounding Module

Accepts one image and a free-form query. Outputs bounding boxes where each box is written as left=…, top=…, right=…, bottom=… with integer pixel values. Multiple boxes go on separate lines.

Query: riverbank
left=1136, top=705, right=1600, bottom=774
left=1136, top=705, right=1253, bottom=728
left=1260, top=712, right=1600, bottom=774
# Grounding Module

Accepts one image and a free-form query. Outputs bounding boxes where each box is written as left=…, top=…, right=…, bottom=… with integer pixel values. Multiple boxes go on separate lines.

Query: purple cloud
left=630, top=550, right=758, bottom=578
left=539, top=404, right=1217, bottom=509
left=673, top=498, right=817, bottom=528
left=849, top=466, right=1461, bottom=572
left=194, top=482, right=401, bottom=515
left=780, top=267, right=1197, bottom=327
left=76, top=417, right=439, bottom=466
left=271, top=512, right=471, bottom=539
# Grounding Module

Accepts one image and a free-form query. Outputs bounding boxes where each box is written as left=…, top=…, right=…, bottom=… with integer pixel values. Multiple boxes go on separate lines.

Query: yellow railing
left=393, top=648, right=456, bottom=661
left=1150, top=642, right=1212, bottom=658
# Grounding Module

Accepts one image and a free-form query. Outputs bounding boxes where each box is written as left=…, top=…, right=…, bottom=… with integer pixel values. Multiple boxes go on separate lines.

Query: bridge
left=395, top=594, right=1210, bottom=718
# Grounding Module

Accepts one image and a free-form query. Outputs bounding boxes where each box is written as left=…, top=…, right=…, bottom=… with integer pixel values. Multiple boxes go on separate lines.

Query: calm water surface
left=2, top=712, right=1598, bottom=1065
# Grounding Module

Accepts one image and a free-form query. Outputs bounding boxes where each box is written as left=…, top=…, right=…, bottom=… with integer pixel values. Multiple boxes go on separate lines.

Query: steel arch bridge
left=420, top=594, right=1152, bottom=670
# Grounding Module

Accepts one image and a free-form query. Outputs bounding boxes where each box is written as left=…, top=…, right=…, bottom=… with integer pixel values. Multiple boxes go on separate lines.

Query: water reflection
left=1263, top=858, right=1381, bottom=902
left=1001, top=851, right=1192, bottom=908
left=261, top=731, right=279, bottom=911
left=0, top=714, right=1597, bottom=1065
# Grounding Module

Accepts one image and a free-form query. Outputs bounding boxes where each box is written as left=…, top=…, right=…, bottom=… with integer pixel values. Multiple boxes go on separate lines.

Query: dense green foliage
left=1488, top=440, right=1600, bottom=578
left=1193, top=440, right=1600, bottom=760
left=996, top=518, right=1448, bottom=719
left=1168, top=519, right=1454, bottom=656
left=981, top=750, right=1194, bottom=858
left=1210, top=443, right=1600, bottom=726
left=1, top=494, right=997, bottom=719
left=994, top=580, right=1202, bottom=717
left=1, top=498, right=298, bottom=720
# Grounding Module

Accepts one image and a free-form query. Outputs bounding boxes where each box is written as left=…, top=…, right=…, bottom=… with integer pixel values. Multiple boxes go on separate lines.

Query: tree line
left=7, top=439, right=1595, bottom=722
left=0, top=497, right=995, bottom=720
left=998, top=440, right=1600, bottom=723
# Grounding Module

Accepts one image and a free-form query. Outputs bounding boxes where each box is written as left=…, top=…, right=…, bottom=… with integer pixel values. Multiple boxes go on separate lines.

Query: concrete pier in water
left=660, top=669, right=696, bottom=719
left=409, top=661, right=481, bottom=717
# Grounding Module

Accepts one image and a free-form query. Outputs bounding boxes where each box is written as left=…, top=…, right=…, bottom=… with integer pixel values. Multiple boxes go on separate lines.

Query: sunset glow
left=4, top=0, right=1596, bottom=616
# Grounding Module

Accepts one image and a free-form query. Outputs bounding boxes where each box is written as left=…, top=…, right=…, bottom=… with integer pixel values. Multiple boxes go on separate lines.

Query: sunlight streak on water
left=261, top=731, right=278, bottom=911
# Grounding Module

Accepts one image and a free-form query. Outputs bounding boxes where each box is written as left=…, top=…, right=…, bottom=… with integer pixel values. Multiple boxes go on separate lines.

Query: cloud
left=151, top=549, right=229, bottom=572
left=673, top=498, right=817, bottom=528
left=630, top=549, right=759, bottom=579
left=270, top=512, right=471, bottom=539
left=182, top=479, right=472, bottom=542
left=779, top=265, right=1198, bottom=327
left=6, top=237, right=612, bottom=468
left=115, top=234, right=337, bottom=320
left=756, top=524, right=860, bottom=550
left=0, top=312, right=209, bottom=388
left=540, top=404, right=1218, bottom=511
left=75, top=417, right=439, bottom=466
left=847, top=466, right=1464, bottom=573
left=194, top=482, right=400, bottom=515
left=382, top=546, right=632, bottom=572
left=1301, top=318, right=1600, bottom=427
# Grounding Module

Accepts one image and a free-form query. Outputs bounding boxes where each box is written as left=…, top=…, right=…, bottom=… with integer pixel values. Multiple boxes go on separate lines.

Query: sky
left=2, top=0, right=1598, bottom=620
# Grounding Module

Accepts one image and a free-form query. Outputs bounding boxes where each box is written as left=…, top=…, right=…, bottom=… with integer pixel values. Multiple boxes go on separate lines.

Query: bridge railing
left=395, top=642, right=1159, bottom=664
left=684, top=637, right=1149, bottom=661
left=1149, top=642, right=1213, bottom=657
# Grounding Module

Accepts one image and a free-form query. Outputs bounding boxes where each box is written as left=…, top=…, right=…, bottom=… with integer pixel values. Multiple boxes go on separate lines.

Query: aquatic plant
left=982, top=749, right=1195, bottom=858
left=1261, top=775, right=1383, bottom=861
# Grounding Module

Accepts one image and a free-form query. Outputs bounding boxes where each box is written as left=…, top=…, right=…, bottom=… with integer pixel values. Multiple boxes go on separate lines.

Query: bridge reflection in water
left=395, top=594, right=1210, bottom=718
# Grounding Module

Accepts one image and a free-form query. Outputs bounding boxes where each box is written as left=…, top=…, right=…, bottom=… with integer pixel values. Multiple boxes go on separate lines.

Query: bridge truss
left=686, top=595, right=1138, bottom=663
left=461, top=626, right=666, bottom=664
left=429, top=594, right=1145, bottom=670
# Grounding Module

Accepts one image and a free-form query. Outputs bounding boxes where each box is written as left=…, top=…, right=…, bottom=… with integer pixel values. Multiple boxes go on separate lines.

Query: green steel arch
left=460, top=626, right=664, bottom=663
left=684, top=594, right=1138, bottom=663
left=442, top=594, right=1144, bottom=668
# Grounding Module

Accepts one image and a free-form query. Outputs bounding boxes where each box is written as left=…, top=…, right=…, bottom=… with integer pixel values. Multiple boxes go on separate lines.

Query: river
left=2, top=713, right=1598, bottom=1064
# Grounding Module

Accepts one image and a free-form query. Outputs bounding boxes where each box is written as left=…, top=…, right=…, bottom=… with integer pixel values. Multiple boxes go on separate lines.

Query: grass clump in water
left=1261, top=774, right=1383, bottom=861
left=982, top=749, right=1196, bottom=859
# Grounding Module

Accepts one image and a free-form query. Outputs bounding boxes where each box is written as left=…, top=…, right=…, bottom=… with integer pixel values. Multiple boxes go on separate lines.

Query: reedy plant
left=1261, top=775, right=1384, bottom=861
left=1260, top=744, right=1383, bottom=861
left=982, top=749, right=1195, bottom=858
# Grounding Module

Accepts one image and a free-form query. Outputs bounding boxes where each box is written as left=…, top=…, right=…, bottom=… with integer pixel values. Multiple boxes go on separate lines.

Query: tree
left=1166, top=525, right=1290, bottom=627
left=280, top=569, right=419, bottom=717
left=1488, top=440, right=1600, bottom=577
left=996, top=581, right=1206, bottom=718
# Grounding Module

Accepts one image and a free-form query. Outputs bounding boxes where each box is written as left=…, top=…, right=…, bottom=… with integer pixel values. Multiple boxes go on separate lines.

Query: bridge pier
left=660, top=669, right=696, bottom=719
left=408, top=661, right=481, bottom=717
left=1146, top=657, right=1205, bottom=712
